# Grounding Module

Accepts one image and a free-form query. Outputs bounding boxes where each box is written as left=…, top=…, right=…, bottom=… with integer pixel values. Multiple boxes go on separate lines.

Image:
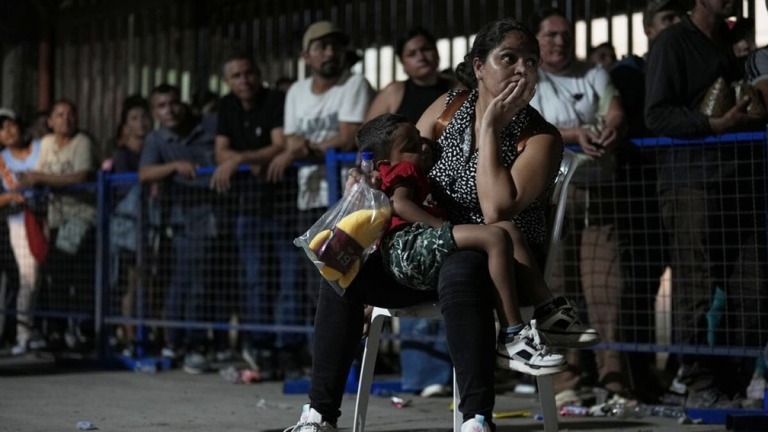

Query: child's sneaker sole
left=536, top=297, right=601, bottom=348
left=538, top=329, right=600, bottom=348
left=496, top=353, right=567, bottom=376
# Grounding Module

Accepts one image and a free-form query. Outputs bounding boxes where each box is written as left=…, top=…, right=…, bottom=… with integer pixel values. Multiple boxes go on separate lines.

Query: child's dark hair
left=356, top=113, right=411, bottom=162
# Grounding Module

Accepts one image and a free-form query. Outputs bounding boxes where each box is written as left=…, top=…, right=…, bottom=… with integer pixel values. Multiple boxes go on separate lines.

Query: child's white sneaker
left=496, top=320, right=567, bottom=376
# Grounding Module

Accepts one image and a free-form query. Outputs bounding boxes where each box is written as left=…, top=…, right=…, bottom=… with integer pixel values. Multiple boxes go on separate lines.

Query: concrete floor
left=0, top=352, right=743, bottom=432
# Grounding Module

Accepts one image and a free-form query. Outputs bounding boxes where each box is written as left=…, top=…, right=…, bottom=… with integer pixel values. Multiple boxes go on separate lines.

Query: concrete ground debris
left=0, top=353, right=729, bottom=431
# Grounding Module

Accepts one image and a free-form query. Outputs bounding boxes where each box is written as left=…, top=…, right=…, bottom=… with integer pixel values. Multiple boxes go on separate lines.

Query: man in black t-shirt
left=210, top=55, right=305, bottom=379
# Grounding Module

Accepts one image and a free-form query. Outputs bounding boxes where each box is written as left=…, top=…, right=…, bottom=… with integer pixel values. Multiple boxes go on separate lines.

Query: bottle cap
left=361, top=151, right=374, bottom=161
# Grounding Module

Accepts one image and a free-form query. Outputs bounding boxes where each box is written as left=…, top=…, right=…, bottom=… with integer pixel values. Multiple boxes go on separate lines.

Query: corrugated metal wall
left=21, top=0, right=729, bottom=157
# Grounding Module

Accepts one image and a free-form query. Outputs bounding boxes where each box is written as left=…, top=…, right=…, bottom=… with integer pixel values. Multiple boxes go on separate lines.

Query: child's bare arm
left=390, top=186, right=444, bottom=229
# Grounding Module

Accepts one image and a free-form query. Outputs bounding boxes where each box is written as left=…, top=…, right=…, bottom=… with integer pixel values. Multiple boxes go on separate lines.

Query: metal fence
left=2, top=132, right=766, bottom=364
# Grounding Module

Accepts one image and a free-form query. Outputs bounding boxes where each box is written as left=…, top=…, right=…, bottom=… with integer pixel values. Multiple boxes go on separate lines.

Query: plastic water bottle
left=631, top=404, right=685, bottom=419
left=360, top=151, right=374, bottom=175
left=559, top=405, right=589, bottom=416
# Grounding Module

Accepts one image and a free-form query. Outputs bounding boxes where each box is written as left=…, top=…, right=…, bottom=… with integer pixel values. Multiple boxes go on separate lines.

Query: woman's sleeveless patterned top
left=427, top=89, right=556, bottom=249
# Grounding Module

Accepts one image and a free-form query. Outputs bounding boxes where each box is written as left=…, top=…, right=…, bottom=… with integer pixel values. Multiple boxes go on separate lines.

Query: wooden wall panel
left=44, top=0, right=666, bottom=157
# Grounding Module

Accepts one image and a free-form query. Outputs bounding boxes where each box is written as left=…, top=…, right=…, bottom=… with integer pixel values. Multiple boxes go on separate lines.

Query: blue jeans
left=237, top=214, right=304, bottom=349
left=399, top=318, right=452, bottom=393
left=164, top=235, right=210, bottom=349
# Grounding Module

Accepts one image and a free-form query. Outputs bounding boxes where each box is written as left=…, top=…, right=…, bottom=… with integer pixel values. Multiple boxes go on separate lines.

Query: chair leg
left=352, top=314, right=387, bottom=432
left=537, top=374, right=559, bottom=432
left=453, top=368, right=461, bottom=431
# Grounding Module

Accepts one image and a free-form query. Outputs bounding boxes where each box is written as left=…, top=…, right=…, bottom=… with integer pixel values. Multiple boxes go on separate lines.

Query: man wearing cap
left=645, top=0, right=765, bottom=408
left=266, top=20, right=373, bottom=345
left=267, top=20, right=373, bottom=201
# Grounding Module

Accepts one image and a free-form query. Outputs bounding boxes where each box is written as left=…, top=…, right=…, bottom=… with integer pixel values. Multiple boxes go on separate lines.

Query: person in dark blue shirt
left=139, top=83, right=218, bottom=375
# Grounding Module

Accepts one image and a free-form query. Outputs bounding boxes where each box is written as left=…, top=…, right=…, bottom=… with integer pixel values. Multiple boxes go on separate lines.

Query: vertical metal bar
left=194, top=0, right=209, bottom=100
left=262, top=1, right=273, bottom=83
left=626, top=0, right=633, bottom=55
left=463, top=0, right=470, bottom=53
left=134, top=180, right=147, bottom=357
left=446, top=0, right=454, bottom=68
left=374, top=0, right=382, bottom=89
left=126, top=13, right=135, bottom=97
left=148, top=9, right=157, bottom=91
left=390, top=0, right=397, bottom=82
left=405, top=0, right=413, bottom=29
left=585, top=0, right=592, bottom=55
left=357, top=2, right=368, bottom=79
left=94, top=169, right=110, bottom=361
left=37, top=20, right=52, bottom=110
left=326, top=150, right=339, bottom=204
left=607, top=0, right=613, bottom=46
left=423, top=0, right=432, bottom=39
left=80, top=26, right=90, bottom=130
left=92, top=23, right=104, bottom=155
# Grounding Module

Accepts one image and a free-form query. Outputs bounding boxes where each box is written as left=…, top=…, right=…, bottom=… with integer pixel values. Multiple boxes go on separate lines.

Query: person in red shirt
left=358, top=113, right=565, bottom=376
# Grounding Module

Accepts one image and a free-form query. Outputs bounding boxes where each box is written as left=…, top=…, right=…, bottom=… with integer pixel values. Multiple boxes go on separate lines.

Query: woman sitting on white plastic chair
left=284, top=18, right=598, bottom=432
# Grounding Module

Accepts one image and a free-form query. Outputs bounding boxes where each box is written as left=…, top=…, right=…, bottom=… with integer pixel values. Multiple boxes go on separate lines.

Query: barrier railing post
left=326, top=149, right=340, bottom=204
left=94, top=169, right=111, bottom=361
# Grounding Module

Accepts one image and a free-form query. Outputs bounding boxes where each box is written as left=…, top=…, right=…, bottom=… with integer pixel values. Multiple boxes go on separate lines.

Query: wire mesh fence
left=1, top=133, right=766, bottom=367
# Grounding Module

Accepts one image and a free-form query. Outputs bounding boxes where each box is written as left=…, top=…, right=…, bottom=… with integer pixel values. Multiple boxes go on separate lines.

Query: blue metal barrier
left=17, top=131, right=760, bottom=363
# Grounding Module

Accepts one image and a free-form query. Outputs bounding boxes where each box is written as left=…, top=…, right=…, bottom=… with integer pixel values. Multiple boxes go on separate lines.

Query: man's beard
left=316, top=62, right=343, bottom=79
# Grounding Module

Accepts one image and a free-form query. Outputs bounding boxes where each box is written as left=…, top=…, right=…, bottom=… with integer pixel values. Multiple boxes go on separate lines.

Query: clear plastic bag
left=294, top=179, right=391, bottom=295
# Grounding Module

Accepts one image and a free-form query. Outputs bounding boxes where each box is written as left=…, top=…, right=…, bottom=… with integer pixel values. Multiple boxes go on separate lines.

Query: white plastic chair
left=353, top=149, right=583, bottom=432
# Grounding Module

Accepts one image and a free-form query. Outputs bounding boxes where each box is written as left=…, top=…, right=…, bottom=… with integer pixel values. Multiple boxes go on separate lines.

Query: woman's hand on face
left=344, top=167, right=381, bottom=193
left=484, top=77, right=535, bottom=130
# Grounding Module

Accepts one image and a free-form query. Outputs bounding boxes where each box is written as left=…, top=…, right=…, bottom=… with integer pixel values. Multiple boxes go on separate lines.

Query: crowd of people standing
left=1, top=2, right=767, bottom=431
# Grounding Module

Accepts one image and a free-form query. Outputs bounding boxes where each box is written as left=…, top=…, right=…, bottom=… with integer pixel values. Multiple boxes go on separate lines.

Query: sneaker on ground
left=496, top=320, right=566, bottom=376
left=669, top=376, right=688, bottom=395
left=183, top=352, right=210, bottom=375
left=161, top=347, right=179, bottom=359
left=120, top=344, right=135, bottom=358
left=242, top=347, right=278, bottom=380
left=214, top=349, right=236, bottom=363
left=460, top=414, right=491, bottom=432
left=10, top=343, right=27, bottom=356
left=27, top=336, right=47, bottom=351
left=746, top=373, right=766, bottom=401
left=420, top=383, right=451, bottom=398
left=685, top=386, right=742, bottom=408
left=535, top=297, right=600, bottom=348
left=554, top=388, right=582, bottom=408
left=283, top=404, right=337, bottom=432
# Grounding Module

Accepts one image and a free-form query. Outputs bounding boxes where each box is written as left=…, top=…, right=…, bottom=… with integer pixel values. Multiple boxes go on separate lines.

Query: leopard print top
left=427, top=89, right=558, bottom=250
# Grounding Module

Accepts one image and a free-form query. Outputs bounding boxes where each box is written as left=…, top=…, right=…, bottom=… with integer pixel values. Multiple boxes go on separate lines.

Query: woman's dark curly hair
left=454, top=18, right=539, bottom=90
